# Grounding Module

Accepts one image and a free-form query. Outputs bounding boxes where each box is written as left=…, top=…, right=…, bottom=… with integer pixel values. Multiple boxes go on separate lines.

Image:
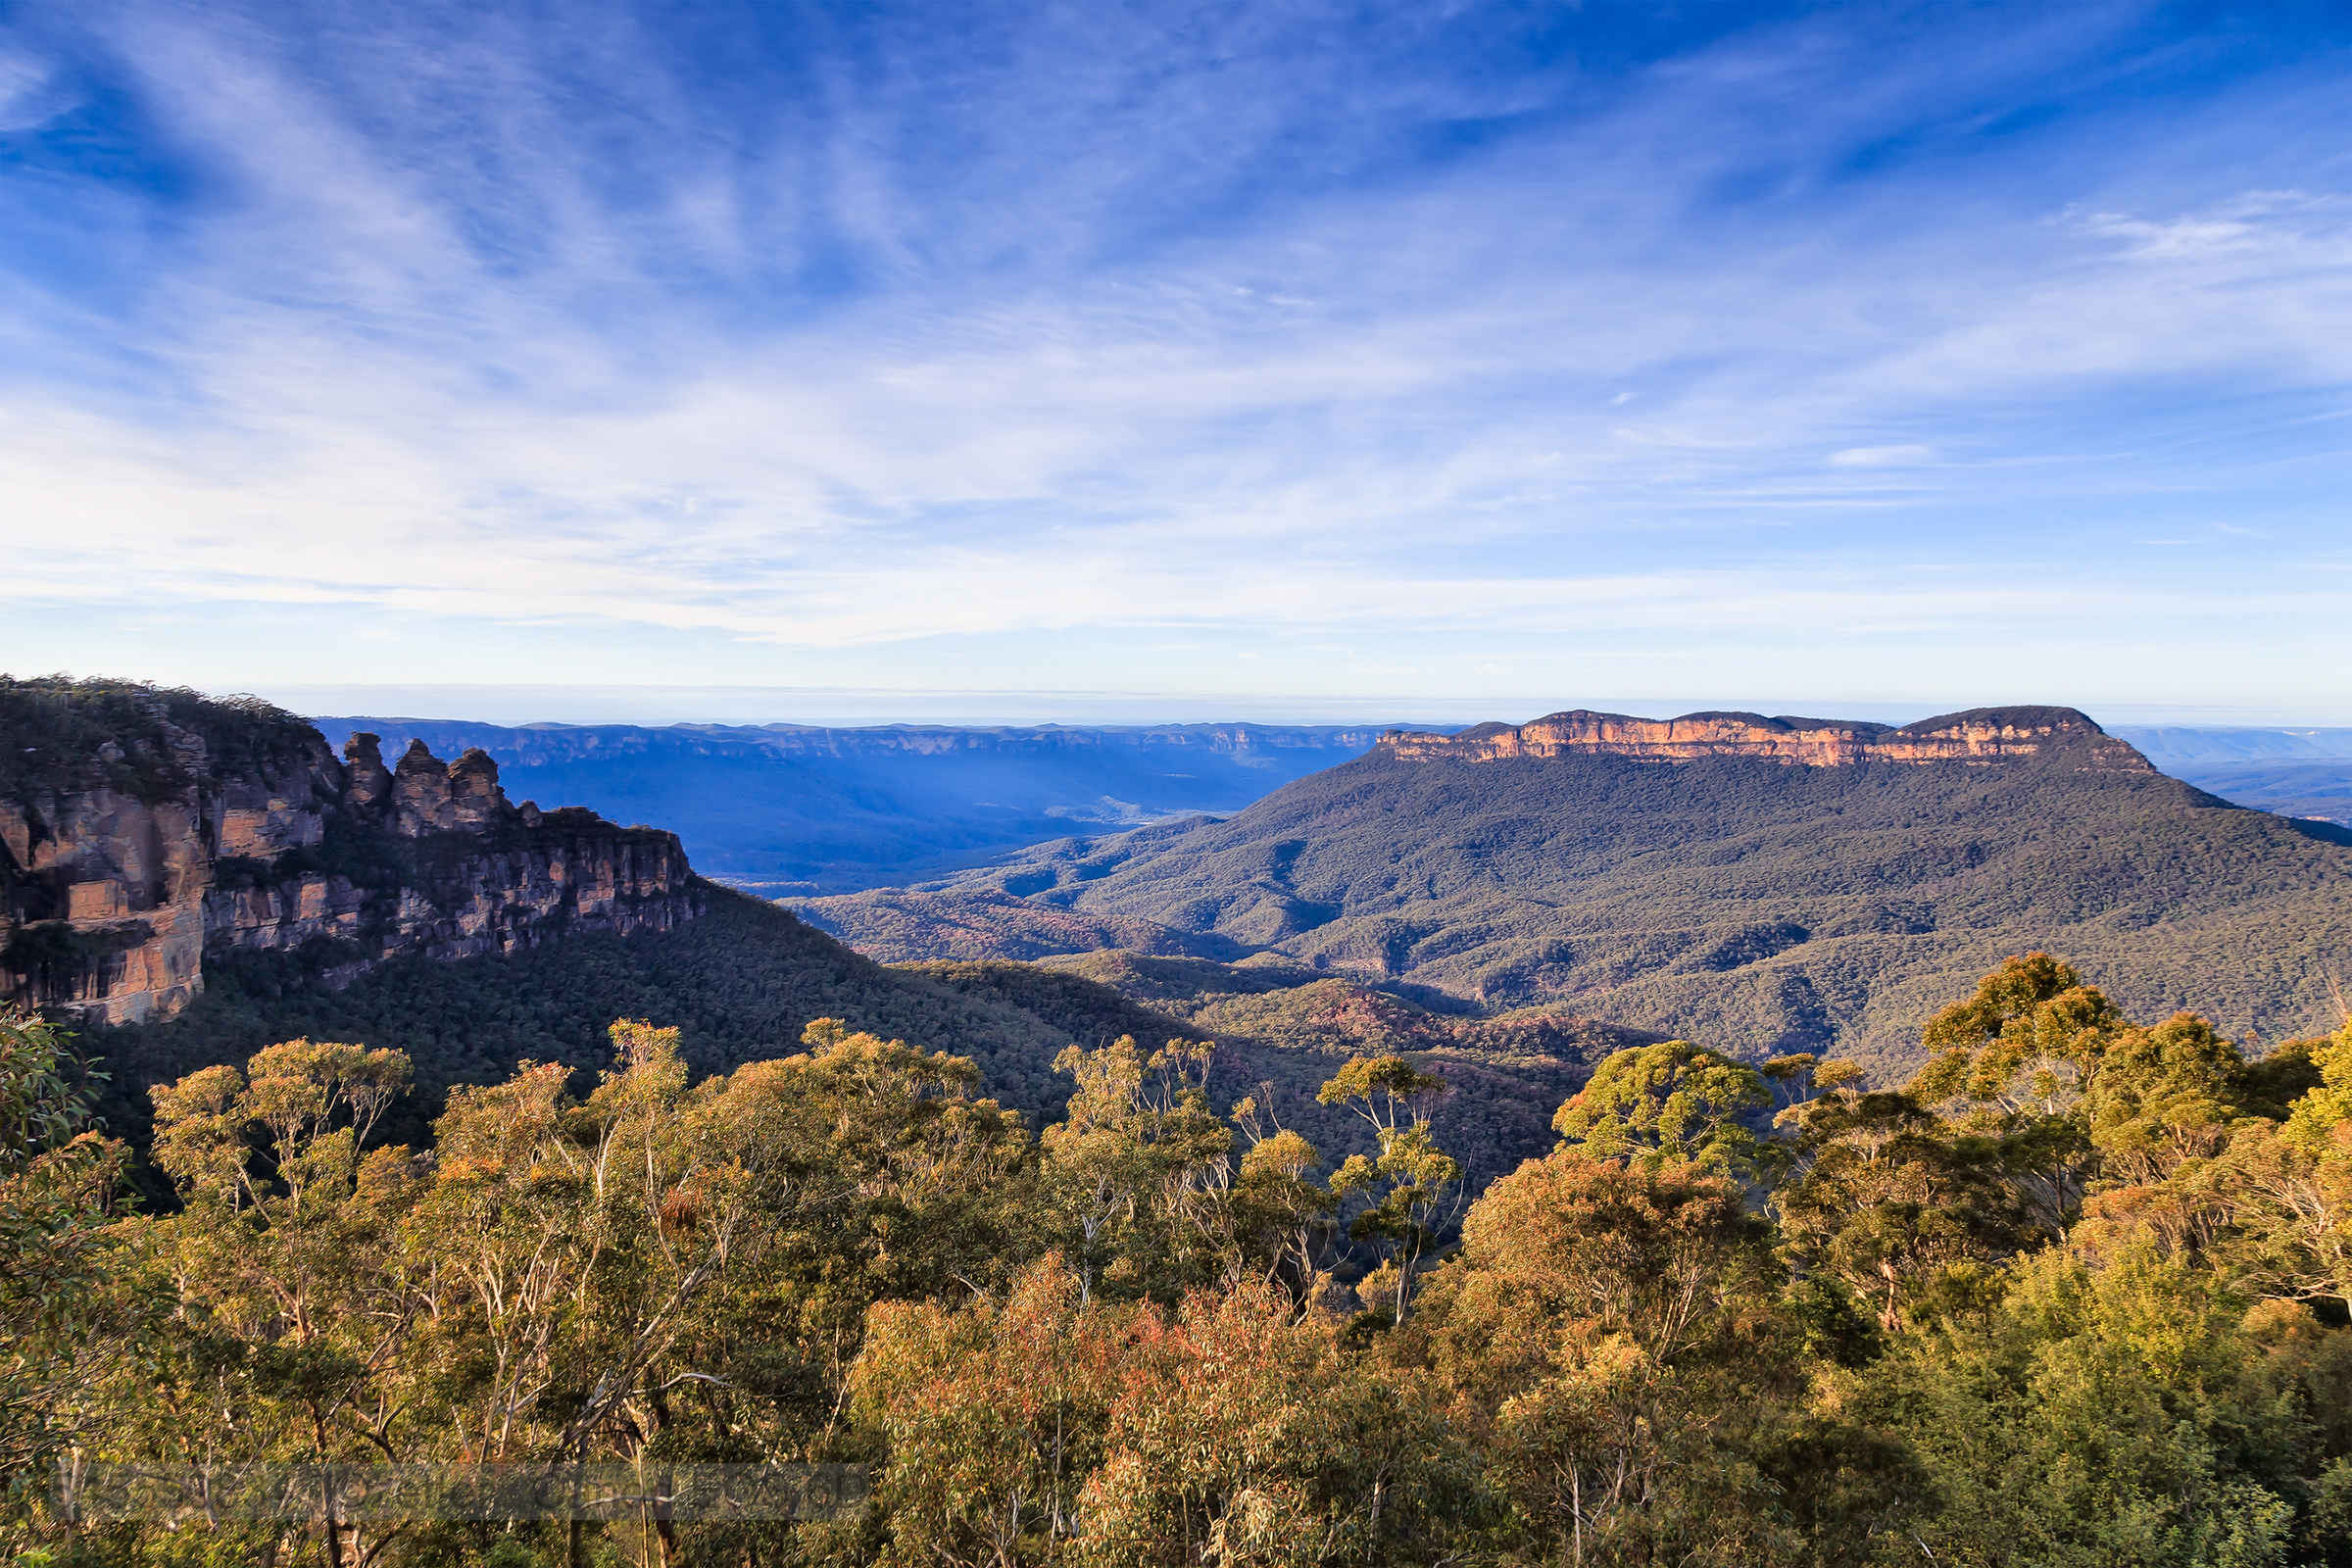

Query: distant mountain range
left=2116, top=726, right=2352, bottom=827
left=2115, top=725, right=2352, bottom=766
left=310, top=717, right=1404, bottom=893
left=299, top=718, right=2352, bottom=905
left=802, top=708, right=2352, bottom=1074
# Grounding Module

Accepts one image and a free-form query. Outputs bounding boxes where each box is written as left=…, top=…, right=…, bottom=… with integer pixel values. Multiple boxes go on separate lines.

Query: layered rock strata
left=1379, top=706, right=2156, bottom=772
left=1, top=695, right=700, bottom=1024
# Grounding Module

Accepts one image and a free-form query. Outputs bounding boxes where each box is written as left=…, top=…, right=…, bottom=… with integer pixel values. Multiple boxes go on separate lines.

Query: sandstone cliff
left=1378, top=705, right=2157, bottom=771
left=0, top=680, right=701, bottom=1024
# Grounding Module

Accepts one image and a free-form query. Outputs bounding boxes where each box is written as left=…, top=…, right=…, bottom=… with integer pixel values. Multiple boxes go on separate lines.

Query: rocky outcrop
left=1378, top=706, right=2157, bottom=772
left=0, top=682, right=702, bottom=1024
left=343, top=731, right=394, bottom=815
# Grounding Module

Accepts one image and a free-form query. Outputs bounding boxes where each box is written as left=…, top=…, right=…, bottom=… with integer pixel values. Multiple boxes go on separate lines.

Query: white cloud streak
left=0, top=0, right=2349, bottom=703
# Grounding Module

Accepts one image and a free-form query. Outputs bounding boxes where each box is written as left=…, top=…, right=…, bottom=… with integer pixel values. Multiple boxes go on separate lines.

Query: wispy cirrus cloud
left=1, top=0, right=2350, bottom=711
left=1828, top=447, right=1936, bottom=469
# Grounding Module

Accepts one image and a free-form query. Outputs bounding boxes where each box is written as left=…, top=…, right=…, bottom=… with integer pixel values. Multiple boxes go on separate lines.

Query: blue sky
left=3, top=0, right=2350, bottom=722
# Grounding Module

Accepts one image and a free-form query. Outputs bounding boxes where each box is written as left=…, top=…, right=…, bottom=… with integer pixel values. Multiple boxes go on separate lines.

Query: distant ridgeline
left=2117, top=722, right=2352, bottom=828
left=803, top=705, right=2352, bottom=1075
left=307, top=715, right=1396, bottom=894
left=0, top=678, right=699, bottom=1024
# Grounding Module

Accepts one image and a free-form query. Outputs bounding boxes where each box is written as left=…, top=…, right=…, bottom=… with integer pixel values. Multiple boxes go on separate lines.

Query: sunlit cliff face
left=1, top=719, right=700, bottom=1024
left=1378, top=708, right=2157, bottom=772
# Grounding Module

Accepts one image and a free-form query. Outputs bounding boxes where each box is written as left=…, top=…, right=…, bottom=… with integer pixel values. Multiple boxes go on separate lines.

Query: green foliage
left=1775, top=1087, right=2034, bottom=1330
left=1314, top=1053, right=1447, bottom=1125
left=1912, top=951, right=2130, bottom=1111
left=2283, top=1021, right=2352, bottom=1153
left=1408, top=1150, right=1796, bottom=1564
left=2082, top=1011, right=2254, bottom=1184
left=25, top=953, right=2352, bottom=1564
left=1041, top=1036, right=1235, bottom=1301
left=0, top=1011, right=139, bottom=1491
left=1550, top=1038, right=1771, bottom=1178
left=1861, top=1247, right=2349, bottom=1567
left=852, top=1259, right=1472, bottom=1567
left=1318, top=1056, right=1460, bottom=1322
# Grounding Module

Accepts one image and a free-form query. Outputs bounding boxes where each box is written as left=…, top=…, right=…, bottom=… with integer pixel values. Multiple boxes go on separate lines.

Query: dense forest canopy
left=83, top=889, right=1632, bottom=1199
left=8, top=952, right=2352, bottom=1565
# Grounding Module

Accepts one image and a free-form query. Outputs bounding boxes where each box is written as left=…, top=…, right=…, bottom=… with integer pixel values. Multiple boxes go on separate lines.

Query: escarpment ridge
left=1379, top=705, right=2158, bottom=770
left=1, top=678, right=700, bottom=1023
left=809, top=699, right=2352, bottom=1069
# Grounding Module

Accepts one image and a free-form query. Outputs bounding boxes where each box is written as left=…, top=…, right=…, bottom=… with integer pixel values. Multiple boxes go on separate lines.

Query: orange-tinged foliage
left=29, top=955, right=2352, bottom=1565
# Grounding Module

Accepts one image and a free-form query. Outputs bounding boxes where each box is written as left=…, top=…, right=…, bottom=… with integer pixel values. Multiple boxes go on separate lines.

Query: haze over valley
left=302, top=710, right=2352, bottom=899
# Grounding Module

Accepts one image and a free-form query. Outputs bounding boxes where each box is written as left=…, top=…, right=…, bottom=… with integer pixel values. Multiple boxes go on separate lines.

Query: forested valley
left=8, top=953, right=2352, bottom=1566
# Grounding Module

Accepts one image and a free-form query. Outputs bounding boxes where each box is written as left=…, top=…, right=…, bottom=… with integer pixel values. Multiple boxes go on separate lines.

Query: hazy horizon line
left=242, top=682, right=2352, bottom=731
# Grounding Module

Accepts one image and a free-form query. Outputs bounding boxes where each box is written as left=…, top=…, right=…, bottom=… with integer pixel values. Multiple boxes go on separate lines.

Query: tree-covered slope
left=798, top=886, right=1243, bottom=962
left=79, top=884, right=1112, bottom=1149
left=914, top=952, right=1664, bottom=1186
left=816, top=715, right=2352, bottom=1072
left=80, top=882, right=1620, bottom=1188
